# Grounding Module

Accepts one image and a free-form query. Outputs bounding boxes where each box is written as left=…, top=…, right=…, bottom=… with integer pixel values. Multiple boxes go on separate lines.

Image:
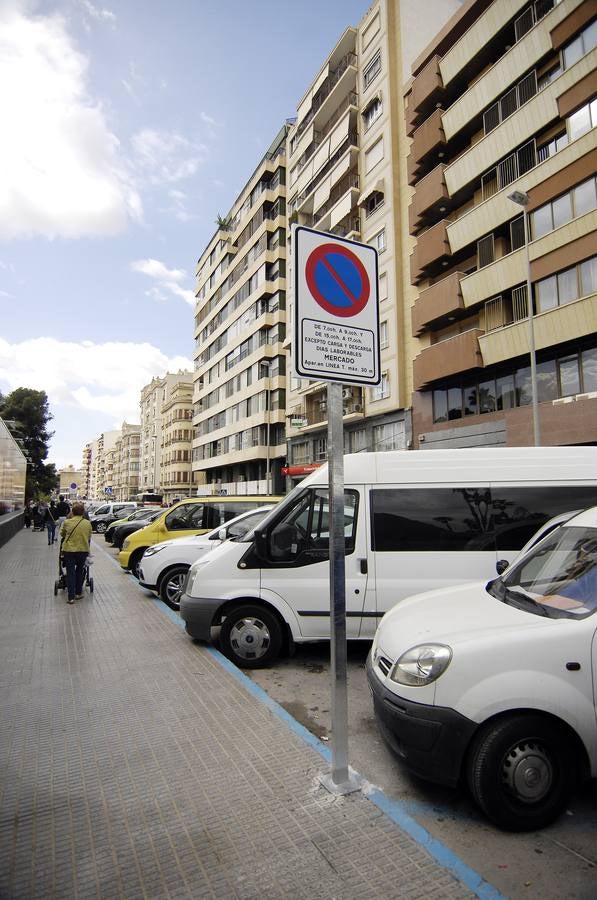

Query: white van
left=180, top=447, right=597, bottom=667
left=366, top=506, right=597, bottom=832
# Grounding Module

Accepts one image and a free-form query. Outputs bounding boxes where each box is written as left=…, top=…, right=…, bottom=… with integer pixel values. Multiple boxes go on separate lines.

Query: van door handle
left=359, top=558, right=368, bottom=574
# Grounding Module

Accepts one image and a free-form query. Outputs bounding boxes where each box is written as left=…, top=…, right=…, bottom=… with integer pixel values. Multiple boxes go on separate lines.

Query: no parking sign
left=293, top=225, right=380, bottom=385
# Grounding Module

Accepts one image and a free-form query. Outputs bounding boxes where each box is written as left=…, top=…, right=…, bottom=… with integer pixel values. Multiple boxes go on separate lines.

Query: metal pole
left=523, top=205, right=541, bottom=447
left=327, top=381, right=349, bottom=785
left=264, top=364, right=271, bottom=496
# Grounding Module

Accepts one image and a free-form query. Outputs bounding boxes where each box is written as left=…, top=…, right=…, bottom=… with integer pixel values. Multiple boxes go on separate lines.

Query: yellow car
left=118, top=495, right=282, bottom=578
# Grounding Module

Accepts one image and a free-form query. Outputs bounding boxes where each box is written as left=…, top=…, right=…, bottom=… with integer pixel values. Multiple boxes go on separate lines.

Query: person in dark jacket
left=43, top=502, right=57, bottom=545
left=54, top=495, right=71, bottom=536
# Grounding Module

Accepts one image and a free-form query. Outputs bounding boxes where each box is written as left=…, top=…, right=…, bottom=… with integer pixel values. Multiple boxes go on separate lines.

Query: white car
left=367, top=506, right=597, bottom=832
left=138, top=505, right=275, bottom=607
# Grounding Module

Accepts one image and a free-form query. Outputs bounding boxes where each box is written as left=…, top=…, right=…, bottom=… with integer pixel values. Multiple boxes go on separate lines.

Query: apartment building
left=407, top=0, right=597, bottom=447
left=57, top=466, right=84, bottom=499
left=160, top=378, right=193, bottom=503
left=140, top=372, right=192, bottom=496
left=91, top=430, right=121, bottom=499
left=191, top=124, right=290, bottom=496
left=113, top=423, right=141, bottom=501
left=81, top=441, right=95, bottom=498
left=284, top=0, right=461, bottom=483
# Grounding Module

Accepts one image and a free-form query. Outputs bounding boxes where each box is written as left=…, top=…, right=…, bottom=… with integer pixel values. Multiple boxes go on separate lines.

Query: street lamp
left=507, top=189, right=541, bottom=446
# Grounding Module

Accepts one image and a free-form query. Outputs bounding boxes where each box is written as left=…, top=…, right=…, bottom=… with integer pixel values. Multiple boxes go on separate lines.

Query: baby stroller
left=32, top=509, right=45, bottom=532
left=54, top=544, right=94, bottom=596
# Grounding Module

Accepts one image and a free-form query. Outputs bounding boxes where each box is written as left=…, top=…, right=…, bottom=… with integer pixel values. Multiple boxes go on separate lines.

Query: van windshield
left=487, top=526, right=597, bottom=619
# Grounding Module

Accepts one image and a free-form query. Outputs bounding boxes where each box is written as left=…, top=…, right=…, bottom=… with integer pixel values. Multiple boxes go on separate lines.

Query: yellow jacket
left=60, top=516, right=92, bottom=553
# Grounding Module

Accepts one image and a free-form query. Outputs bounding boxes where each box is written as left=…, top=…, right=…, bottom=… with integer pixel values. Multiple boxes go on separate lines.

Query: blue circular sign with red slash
left=305, top=243, right=370, bottom=318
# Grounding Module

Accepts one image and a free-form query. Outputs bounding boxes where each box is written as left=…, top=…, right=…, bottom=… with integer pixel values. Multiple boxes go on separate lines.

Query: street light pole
left=508, top=189, right=541, bottom=446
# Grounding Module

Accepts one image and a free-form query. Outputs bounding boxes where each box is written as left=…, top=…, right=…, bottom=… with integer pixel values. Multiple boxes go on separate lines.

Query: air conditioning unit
left=319, top=400, right=327, bottom=410
left=354, top=403, right=363, bottom=412
left=342, top=388, right=353, bottom=399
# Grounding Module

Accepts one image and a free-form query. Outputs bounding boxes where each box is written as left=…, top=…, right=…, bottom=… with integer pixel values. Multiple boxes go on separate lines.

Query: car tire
left=159, top=565, right=189, bottom=608
left=129, top=549, right=145, bottom=579
left=95, top=521, right=107, bottom=534
left=467, top=714, right=575, bottom=831
left=219, top=604, right=282, bottom=669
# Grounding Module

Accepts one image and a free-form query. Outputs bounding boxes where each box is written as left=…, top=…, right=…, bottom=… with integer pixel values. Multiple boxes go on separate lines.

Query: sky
left=0, top=0, right=371, bottom=469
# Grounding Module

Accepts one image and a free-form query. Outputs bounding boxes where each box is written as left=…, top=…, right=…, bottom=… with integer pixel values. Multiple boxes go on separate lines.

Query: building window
left=292, top=442, right=309, bottom=465
left=535, top=256, right=595, bottom=312
left=379, top=320, right=388, bottom=349
left=372, top=422, right=404, bottom=451
left=531, top=177, right=597, bottom=239
left=568, top=98, right=597, bottom=142
left=379, top=272, right=388, bottom=300
left=370, top=372, right=389, bottom=401
left=562, top=20, right=597, bottom=70
left=350, top=428, right=367, bottom=452
left=315, top=437, right=327, bottom=461
left=365, top=190, right=384, bottom=217
left=371, top=229, right=386, bottom=253
left=365, top=137, right=384, bottom=173
left=363, top=97, right=382, bottom=130
left=363, top=52, right=381, bottom=90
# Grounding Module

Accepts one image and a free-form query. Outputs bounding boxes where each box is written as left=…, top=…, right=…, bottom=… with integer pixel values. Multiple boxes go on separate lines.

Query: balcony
left=407, top=108, right=446, bottom=185
left=410, top=217, right=452, bottom=284
left=413, top=329, right=484, bottom=390
left=408, top=164, right=448, bottom=233
left=407, top=55, right=444, bottom=135
left=412, top=271, right=465, bottom=336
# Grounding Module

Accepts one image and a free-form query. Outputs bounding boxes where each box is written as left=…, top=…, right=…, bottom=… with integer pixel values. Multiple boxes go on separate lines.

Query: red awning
left=281, top=464, right=323, bottom=477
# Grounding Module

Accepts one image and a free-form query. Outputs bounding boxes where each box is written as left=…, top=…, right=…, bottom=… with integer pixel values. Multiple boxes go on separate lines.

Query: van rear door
left=259, top=487, right=370, bottom=640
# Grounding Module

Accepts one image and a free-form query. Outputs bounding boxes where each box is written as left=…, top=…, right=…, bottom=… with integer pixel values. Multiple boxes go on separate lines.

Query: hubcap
left=229, top=616, right=270, bottom=661
left=501, top=740, right=553, bottom=803
left=165, top=573, right=185, bottom=605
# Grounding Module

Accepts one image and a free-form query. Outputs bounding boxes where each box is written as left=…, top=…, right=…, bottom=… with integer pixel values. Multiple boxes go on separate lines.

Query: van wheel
left=159, top=565, right=189, bottom=608
left=220, top=604, right=282, bottom=669
left=95, top=521, right=107, bottom=533
left=467, top=714, right=574, bottom=831
left=129, top=549, right=145, bottom=579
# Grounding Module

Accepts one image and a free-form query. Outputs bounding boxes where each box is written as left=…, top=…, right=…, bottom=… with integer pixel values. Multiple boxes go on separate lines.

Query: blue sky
left=0, top=0, right=370, bottom=468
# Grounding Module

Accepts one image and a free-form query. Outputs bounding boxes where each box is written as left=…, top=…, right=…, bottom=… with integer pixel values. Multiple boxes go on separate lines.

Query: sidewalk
left=0, top=528, right=483, bottom=899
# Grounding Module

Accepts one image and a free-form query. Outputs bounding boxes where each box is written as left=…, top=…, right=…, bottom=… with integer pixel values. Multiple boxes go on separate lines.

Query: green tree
left=0, top=388, right=58, bottom=500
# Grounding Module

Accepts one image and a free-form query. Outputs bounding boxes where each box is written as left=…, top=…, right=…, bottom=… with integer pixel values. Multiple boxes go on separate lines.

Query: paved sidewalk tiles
left=0, top=529, right=480, bottom=899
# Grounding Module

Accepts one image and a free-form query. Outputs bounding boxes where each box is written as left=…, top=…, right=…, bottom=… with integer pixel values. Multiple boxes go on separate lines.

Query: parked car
left=89, top=502, right=137, bottom=533
left=138, top=505, right=276, bottom=607
left=104, top=507, right=162, bottom=544
left=118, top=495, right=282, bottom=578
left=366, top=506, right=597, bottom=832
left=111, top=509, right=164, bottom=550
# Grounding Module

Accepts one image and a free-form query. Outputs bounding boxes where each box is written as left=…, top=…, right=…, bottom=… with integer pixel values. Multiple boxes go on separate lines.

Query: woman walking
left=60, top=502, right=92, bottom=604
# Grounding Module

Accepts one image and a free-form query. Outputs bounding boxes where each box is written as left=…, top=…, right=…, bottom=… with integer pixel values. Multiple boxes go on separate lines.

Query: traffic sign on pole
left=293, top=225, right=380, bottom=385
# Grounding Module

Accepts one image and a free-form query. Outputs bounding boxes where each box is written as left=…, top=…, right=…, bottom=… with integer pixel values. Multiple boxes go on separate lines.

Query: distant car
left=138, top=505, right=275, bottom=607
left=111, top=509, right=163, bottom=550
left=104, top=507, right=162, bottom=543
left=89, top=502, right=138, bottom=533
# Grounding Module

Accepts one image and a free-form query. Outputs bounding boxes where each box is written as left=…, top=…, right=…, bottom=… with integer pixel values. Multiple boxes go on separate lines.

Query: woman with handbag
left=60, top=502, right=92, bottom=604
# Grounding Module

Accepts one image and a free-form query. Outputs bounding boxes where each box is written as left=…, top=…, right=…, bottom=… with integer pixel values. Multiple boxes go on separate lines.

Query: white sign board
left=293, top=225, right=380, bottom=385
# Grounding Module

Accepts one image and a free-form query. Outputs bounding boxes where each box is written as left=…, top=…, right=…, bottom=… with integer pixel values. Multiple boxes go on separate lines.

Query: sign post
left=293, top=225, right=379, bottom=794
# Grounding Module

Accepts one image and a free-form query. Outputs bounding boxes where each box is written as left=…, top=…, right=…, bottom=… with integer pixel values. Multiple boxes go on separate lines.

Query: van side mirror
left=216, top=527, right=227, bottom=541
left=253, top=527, right=268, bottom=560
left=496, top=559, right=509, bottom=575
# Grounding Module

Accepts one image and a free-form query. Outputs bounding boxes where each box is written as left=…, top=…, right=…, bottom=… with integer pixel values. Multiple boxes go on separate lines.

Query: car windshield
left=487, top=525, right=597, bottom=619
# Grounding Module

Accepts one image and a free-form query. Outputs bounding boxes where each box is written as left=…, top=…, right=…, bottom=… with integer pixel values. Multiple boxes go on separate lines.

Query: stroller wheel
left=54, top=580, right=59, bottom=596
left=89, top=577, right=94, bottom=594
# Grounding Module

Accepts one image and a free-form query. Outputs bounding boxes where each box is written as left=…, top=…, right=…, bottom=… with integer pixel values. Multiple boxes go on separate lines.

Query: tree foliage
left=0, top=388, right=58, bottom=499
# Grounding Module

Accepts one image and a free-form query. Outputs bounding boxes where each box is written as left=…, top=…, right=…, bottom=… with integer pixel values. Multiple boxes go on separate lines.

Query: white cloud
left=0, top=5, right=141, bottom=239
left=131, top=128, right=207, bottom=185
left=80, top=1, right=116, bottom=23
left=131, top=257, right=195, bottom=307
left=0, top=336, right=192, bottom=422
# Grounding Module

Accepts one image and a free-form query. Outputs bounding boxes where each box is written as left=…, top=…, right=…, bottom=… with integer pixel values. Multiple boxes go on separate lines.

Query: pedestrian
left=44, top=501, right=57, bottom=545
left=23, top=502, right=33, bottom=529
left=60, top=502, right=92, bottom=604
left=54, top=494, right=71, bottom=536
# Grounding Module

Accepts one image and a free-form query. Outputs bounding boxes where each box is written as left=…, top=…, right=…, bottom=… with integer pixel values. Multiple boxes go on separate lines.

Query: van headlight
left=390, top=644, right=452, bottom=686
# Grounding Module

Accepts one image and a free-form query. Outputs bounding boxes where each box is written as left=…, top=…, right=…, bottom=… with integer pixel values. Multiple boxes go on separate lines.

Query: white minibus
left=180, top=446, right=597, bottom=667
